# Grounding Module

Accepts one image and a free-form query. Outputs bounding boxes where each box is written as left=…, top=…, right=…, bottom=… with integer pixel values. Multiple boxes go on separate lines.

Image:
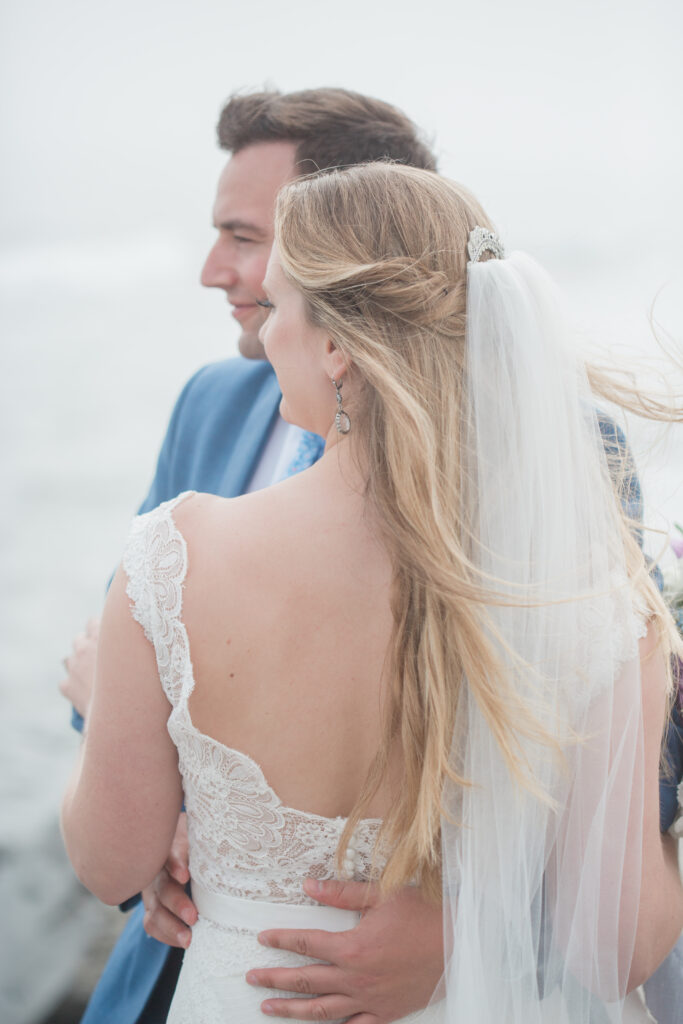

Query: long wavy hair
left=274, top=162, right=682, bottom=901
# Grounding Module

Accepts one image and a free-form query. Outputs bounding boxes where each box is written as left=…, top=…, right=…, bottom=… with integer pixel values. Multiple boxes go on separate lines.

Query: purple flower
left=672, top=534, right=683, bottom=559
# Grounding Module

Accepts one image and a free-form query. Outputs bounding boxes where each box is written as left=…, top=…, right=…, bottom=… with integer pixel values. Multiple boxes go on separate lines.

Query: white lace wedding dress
left=122, top=494, right=444, bottom=1024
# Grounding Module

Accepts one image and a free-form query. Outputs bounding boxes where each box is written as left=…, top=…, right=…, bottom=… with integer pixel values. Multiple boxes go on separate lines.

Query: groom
left=63, top=88, right=445, bottom=1024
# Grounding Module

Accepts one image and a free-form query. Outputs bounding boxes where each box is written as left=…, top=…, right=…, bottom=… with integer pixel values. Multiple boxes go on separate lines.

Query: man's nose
left=200, top=244, right=238, bottom=289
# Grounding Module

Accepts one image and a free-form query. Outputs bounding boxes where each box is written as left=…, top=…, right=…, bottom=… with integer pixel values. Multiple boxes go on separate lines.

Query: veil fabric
left=439, top=252, right=647, bottom=1022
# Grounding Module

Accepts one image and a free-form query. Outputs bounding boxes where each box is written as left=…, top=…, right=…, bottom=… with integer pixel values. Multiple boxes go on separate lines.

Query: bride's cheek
left=260, top=325, right=275, bottom=360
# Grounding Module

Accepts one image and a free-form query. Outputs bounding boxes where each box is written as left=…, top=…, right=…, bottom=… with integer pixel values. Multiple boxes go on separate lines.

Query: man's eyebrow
left=215, top=218, right=268, bottom=237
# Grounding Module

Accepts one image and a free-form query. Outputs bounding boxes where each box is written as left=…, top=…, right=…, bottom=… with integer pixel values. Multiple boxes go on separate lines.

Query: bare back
left=174, top=449, right=395, bottom=821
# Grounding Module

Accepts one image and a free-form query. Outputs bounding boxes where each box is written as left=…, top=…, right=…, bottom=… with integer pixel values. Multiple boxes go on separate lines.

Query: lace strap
left=122, top=491, right=195, bottom=707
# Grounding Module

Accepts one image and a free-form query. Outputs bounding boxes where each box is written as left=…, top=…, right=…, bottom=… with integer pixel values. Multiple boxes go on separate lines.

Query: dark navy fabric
left=596, top=413, right=642, bottom=523
left=661, top=702, right=683, bottom=832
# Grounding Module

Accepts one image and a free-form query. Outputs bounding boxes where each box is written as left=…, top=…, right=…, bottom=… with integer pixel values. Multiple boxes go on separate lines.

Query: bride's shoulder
left=169, top=487, right=287, bottom=564
left=170, top=487, right=276, bottom=528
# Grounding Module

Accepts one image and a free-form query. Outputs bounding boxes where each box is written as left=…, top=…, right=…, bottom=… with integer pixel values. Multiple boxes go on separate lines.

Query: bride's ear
left=323, top=336, right=351, bottom=384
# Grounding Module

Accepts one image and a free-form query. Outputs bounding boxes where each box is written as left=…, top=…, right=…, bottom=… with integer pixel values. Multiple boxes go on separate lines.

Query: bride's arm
left=61, top=566, right=183, bottom=906
left=629, top=623, right=683, bottom=988
left=550, top=620, right=683, bottom=1000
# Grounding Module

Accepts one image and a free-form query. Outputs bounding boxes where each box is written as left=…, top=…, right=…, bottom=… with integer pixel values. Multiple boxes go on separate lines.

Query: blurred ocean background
left=1, top=1, right=682, bottom=1020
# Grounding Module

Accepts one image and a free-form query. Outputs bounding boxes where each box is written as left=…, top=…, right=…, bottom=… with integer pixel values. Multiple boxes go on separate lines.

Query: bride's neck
left=316, top=431, right=369, bottom=497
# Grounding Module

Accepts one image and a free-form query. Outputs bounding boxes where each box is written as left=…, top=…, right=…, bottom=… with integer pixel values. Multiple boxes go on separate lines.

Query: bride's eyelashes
left=256, top=299, right=274, bottom=310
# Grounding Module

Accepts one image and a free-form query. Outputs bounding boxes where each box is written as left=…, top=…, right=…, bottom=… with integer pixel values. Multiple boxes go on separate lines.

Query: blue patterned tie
left=284, top=431, right=326, bottom=478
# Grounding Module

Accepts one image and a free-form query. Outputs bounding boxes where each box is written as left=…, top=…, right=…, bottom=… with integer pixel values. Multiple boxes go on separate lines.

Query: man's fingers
left=142, top=901, right=192, bottom=948
left=58, top=668, right=81, bottom=709
left=59, top=623, right=99, bottom=718
left=259, top=994, right=358, bottom=1020
left=246, top=964, right=349, bottom=996
left=302, top=878, right=379, bottom=913
left=258, top=927, right=343, bottom=962
left=166, top=814, right=190, bottom=883
left=155, top=874, right=197, bottom=926
left=143, top=867, right=196, bottom=924
left=166, top=853, right=190, bottom=885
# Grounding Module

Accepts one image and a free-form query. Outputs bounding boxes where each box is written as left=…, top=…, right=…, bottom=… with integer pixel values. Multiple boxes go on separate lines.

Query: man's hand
left=59, top=617, right=100, bottom=720
left=246, top=879, right=443, bottom=1022
left=141, top=813, right=197, bottom=948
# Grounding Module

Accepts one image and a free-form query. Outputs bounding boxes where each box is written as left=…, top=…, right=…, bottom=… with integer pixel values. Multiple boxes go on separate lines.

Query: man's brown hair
left=216, top=88, right=437, bottom=174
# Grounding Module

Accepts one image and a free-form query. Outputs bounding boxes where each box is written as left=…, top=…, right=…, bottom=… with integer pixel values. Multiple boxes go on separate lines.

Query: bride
left=62, top=163, right=683, bottom=1023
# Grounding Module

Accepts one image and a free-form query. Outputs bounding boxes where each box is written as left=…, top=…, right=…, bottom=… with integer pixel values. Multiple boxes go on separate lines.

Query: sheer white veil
left=439, top=241, right=647, bottom=1022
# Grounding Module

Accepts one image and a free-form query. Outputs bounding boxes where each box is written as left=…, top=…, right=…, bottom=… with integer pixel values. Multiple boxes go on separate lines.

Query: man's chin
left=238, top=332, right=268, bottom=361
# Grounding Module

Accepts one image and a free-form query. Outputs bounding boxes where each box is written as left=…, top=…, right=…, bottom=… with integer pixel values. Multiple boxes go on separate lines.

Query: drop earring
left=332, top=377, right=351, bottom=434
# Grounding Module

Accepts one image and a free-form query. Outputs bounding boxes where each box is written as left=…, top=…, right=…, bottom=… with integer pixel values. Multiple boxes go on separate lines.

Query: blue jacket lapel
left=219, top=371, right=281, bottom=497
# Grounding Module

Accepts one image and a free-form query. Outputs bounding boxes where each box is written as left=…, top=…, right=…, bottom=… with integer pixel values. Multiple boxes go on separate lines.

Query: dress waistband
left=191, top=882, right=361, bottom=933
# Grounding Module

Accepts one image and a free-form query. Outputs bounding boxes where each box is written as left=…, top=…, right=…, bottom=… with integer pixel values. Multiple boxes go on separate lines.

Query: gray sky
left=2, top=0, right=682, bottom=252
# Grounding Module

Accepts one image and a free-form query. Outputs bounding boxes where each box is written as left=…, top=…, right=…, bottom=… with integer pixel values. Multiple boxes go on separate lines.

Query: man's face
left=201, top=141, right=298, bottom=359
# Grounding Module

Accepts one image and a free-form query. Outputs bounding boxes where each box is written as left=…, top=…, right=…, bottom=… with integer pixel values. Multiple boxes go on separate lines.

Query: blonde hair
left=274, top=162, right=682, bottom=901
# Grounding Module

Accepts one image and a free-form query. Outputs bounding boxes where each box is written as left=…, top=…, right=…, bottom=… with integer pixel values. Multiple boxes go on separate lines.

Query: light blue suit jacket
left=81, top=357, right=281, bottom=1024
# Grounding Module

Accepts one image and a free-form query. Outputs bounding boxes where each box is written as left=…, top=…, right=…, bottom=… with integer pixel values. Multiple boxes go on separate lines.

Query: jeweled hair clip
left=467, top=226, right=505, bottom=263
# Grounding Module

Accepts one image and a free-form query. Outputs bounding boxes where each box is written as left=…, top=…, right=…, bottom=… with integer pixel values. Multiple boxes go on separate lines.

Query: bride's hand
left=247, top=879, right=443, bottom=1022
left=141, top=813, right=197, bottom=948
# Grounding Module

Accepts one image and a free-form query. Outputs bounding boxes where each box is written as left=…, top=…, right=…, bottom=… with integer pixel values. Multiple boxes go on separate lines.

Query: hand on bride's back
left=250, top=878, right=443, bottom=1021
left=141, top=813, right=197, bottom=948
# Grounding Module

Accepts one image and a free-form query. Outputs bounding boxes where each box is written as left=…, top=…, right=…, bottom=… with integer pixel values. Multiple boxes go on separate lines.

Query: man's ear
left=324, top=336, right=350, bottom=383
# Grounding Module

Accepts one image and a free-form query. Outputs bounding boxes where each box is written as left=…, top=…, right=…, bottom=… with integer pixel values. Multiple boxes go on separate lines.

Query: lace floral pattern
left=123, top=494, right=382, bottom=910
left=122, top=500, right=193, bottom=707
